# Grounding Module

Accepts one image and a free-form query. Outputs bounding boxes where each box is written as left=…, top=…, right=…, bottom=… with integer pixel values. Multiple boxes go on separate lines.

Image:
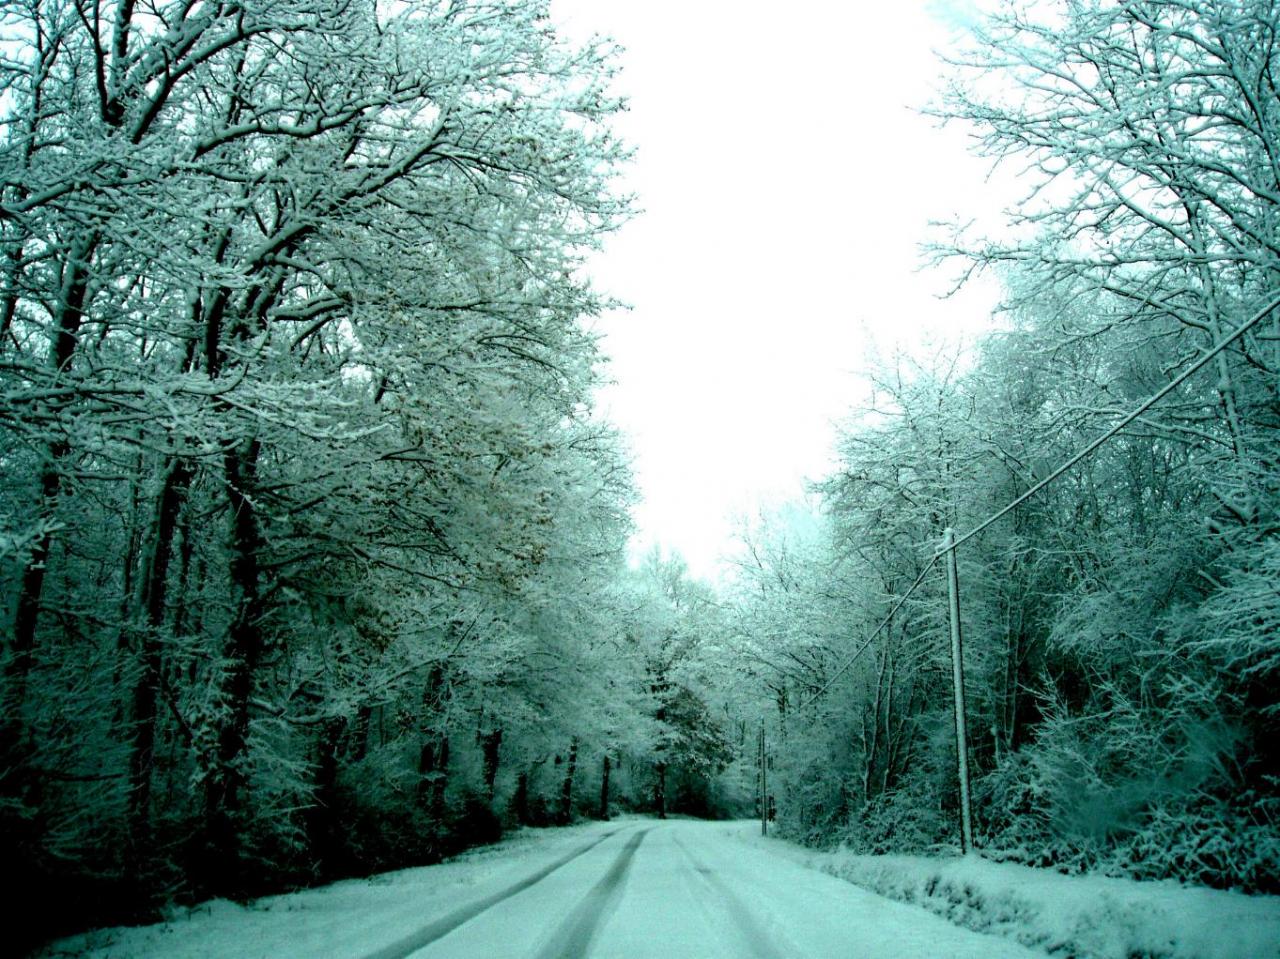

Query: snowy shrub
left=1194, top=546, right=1280, bottom=682
left=814, top=844, right=1280, bottom=959
left=325, top=744, right=456, bottom=872
left=973, top=673, right=1280, bottom=891
left=241, top=717, right=316, bottom=878
left=1108, top=790, right=1280, bottom=894
left=831, top=768, right=954, bottom=856
left=449, top=794, right=505, bottom=850
left=769, top=716, right=856, bottom=846
left=973, top=751, right=1059, bottom=863
left=1028, top=688, right=1171, bottom=847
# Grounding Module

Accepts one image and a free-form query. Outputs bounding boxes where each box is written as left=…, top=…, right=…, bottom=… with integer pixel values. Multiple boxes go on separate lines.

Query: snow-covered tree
left=0, top=0, right=638, bottom=934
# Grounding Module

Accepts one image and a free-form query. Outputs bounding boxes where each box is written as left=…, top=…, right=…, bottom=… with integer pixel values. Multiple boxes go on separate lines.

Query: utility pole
left=943, top=528, right=974, bottom=854
left=758, top=719, right=768, bottom=837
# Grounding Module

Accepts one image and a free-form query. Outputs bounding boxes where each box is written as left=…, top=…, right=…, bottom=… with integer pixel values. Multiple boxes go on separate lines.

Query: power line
left=796, top=288, right=1280, bottom=711
left=794, top=555, right=940, bottom=712
left=933, top=289, right=1280, bottom=560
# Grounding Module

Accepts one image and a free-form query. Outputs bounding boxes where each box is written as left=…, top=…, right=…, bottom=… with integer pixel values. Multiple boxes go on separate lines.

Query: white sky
left=552, top=0, right=1013, bottom=581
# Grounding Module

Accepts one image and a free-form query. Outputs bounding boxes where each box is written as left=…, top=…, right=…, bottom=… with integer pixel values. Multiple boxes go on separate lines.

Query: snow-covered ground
left=792, top=844, right=1280, bottom=959
left=38, top=819, right=1280, bottom=958
left=39, top=820, right=621, bottom=959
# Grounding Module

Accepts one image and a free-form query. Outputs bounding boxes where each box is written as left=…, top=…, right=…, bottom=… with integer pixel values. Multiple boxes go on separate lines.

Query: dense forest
left=1, top=0, right=1277, bottom=952
left=742, top=0, right=1280, bottom=894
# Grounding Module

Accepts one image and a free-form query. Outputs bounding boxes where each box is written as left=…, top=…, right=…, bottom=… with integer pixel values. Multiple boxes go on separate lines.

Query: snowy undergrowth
left=803, top=846, right=1280, bottom=959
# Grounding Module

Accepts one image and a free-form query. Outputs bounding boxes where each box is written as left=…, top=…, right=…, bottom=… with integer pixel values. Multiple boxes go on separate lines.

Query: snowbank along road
left=357, top=820, right=1043, bottom=959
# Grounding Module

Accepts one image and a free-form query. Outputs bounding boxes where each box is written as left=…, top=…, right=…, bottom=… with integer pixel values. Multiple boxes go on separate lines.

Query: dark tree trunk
left=126, top=457, right=192, bottom=873
left=5, top=445, right=64, bottom=712
left=418, top=665, right=450, bottom=821
left=2, top=236, right=98, bottom=837
left=348, top=704, right=372, bottom=763
left=513, top=771, right=530, bottom=826
left=6, top=236, right=98, bottom=732
left=559, top=737, right=578, bottom=824
left=203, top=436, right=265, bottom=892
left=651, top=663, right=669, bottom=820
left=480, top=728, right=503, bottom=801
left=197, top=224, right=296, bottom=890
left=309, top=716, right=346, bottom=877
left=417, top=734, right=450, bottom=822
left=599, top=754, right=611, bottom=820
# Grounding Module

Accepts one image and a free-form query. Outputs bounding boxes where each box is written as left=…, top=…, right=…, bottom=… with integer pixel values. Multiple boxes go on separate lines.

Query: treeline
left=730, top=0, right=1279, bottom=891
left=0, top=1, right=738, bottom=951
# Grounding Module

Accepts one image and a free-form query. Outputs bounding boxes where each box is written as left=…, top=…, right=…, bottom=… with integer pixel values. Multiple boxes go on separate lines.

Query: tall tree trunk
left=479, top=728, right=503, bottom=802
left=417, top=665, right=450, bottom=822
left=513, top=771, right=530, bottom=826
left=6, top=235, right=98, bottom=726
left=599, top=754, right=611, bottom=820
left=2, top=235, right=98, bottom=824
left=348, top=704, right=372, bottom=763
left=652, top=664, right=668, bottom=820
left=126, top=457, right=193, bottom=874
left=559, top=737, right=578, bottom=824
left=309, top=716, right=346, bottom=878
left=417, top=734, right=451, bottom=823
left=203, top=436, right=265, bottom=891
left=197, top=247, right=286, bottom=888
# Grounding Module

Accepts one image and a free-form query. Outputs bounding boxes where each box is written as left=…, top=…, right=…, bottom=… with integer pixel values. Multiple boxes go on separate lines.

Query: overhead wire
left=932, top=289, right=1280, bottom=560
left=796, top=288, right=1280, bottom=711
left=794, top=554, right=940, bottom=711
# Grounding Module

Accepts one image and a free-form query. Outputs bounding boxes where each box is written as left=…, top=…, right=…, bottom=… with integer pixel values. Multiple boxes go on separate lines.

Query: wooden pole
left=943, top=528, right=974, bottom=854
left=759, top=719, right=768, bottom=837
left=762, top=723, right=768, bottom=837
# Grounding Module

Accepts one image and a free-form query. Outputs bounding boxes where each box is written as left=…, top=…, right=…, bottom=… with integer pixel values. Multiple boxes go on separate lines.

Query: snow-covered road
left=51, top=819, right=1053, bottom=958
left=359, top=820, right=1042, bottom=959
left=49, top=817, right=1280, bottom=959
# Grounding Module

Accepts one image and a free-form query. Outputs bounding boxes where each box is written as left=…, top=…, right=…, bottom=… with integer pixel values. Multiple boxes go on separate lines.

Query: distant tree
left=616, top=551, right=734, bottom=819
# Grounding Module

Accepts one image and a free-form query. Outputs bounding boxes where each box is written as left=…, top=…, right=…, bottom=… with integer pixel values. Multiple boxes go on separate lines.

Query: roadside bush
left=1108, top=790, right=1280, bottom=893
left=852, top=771, right=954, bottom=854
left=446, top=794, right=504, bottom=852
left=973, top=751, right=1055, bottom=859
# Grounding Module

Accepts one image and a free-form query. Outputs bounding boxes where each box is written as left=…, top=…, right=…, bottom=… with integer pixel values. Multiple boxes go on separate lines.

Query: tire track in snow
left=532, top=827, right=652, bottom=959
left=359, top=828, right=624, bottom=959
left=673, top=835, right=788, bottom=959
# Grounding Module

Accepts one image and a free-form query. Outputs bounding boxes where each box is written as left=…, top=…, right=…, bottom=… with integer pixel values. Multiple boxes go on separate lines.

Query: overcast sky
left=552, top=0, right=1011, bottom=580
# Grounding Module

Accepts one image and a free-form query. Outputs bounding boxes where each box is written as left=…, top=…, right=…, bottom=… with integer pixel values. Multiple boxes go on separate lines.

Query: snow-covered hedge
left=810, top=849, right=1280, bottom=959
